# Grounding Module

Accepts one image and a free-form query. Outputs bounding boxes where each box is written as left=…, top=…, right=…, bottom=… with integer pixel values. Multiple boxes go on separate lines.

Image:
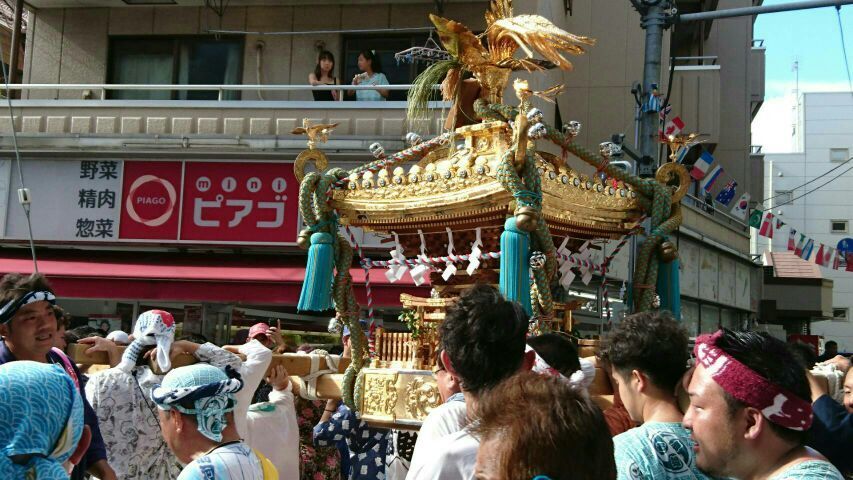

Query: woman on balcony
left=309, top=51, right=340, bottom=102
left=349, top=50, right=389, bottom=101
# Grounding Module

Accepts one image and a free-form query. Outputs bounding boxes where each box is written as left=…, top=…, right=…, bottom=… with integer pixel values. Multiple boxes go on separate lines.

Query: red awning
left=0, top=250, right=429, bottom=306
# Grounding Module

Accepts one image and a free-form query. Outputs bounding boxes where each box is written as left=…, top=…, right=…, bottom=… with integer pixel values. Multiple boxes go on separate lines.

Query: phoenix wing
left=487, top=15, right=595, bottom=71
left=429, top=14, right=489, bottom=69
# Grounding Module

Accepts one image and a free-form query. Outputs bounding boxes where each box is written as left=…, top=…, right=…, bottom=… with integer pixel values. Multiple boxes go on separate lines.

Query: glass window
left=681, top=301, right=699, bottom=337
left=831, top=220, right=849, bottom=234
left=832, top=308, right=848, bottom=321
left=700, top=304, right=720, bottom=333
left=108, top=36, right=243, bottom=100
left=830, top=148, right=849, bottom=163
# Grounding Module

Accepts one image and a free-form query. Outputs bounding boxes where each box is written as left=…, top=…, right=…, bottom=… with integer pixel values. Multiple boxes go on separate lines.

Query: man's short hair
left=473, top=371, right=616, bottom=480
left=53, top=306, right=72, bottom=330
left=527, top=332, right=581, bottom=378
left=715, top=329, right=811, bottom=445
left=439, top=284, right=528, bottom=394
left=598, top=310, right=688, bottom=393
left=825, top=340, right=838, bottom=349
left=0, top=273, right=53, bottom=306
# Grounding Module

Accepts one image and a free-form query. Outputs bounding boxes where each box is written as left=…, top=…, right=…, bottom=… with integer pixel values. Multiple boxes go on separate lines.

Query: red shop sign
left=120, top=161, right=183, bottom=240
left=179, top=162, right=298, bottom=243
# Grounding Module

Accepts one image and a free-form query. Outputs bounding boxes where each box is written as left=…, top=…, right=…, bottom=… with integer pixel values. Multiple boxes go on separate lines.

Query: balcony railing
left=1, top=83, right=428, bottom=101
left=0, top=83, right=447, bottom=142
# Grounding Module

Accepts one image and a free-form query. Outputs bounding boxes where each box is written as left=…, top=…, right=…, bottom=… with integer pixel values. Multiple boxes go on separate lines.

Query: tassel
left=499, top=217, right=532, bottom=315
left=298, top=232, right=335, bottom=311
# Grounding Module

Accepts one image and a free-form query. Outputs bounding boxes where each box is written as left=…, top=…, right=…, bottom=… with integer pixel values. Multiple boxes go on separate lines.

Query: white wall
left=761, top=93, right=853, bottom=351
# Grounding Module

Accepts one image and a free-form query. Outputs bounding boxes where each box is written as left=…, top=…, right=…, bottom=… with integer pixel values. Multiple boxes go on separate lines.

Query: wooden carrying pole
left=67, top=344, right=351, bottom=399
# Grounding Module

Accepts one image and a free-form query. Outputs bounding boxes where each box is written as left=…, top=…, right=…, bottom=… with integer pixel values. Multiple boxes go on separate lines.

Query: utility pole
left=8, top=0, right=24, bottom=95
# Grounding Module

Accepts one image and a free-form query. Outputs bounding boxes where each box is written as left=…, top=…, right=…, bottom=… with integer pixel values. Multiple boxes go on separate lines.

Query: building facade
left=0, top=0, right=765, bottom=339
left=760, top=92, right=853, bottom=351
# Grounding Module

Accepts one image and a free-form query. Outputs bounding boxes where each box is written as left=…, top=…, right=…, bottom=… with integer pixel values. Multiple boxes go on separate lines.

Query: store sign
left=180, top=162, right=296, bottom=243
left=5, top=160, right=122, bottom=241
left=120, top=161, right=183, bottom=240
left=4, top=159, right=299, bottom=245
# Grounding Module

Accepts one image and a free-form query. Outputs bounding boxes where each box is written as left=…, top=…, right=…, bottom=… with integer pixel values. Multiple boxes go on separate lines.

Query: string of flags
left=749, top=208, right=852, bottom=270
left=671, top=117, right=852, bottom=272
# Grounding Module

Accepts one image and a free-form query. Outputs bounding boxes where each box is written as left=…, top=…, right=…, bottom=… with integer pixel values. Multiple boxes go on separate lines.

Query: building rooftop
left=763, top=250, right=823, bottom=279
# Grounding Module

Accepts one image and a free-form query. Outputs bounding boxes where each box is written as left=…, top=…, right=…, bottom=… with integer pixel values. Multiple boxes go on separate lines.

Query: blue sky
left=751, top=0, right=853, bottom=151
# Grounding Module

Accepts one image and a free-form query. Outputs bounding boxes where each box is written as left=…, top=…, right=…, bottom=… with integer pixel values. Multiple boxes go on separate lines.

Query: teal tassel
left=298, top=232, right=335, bottom=311
left=499, top=217, right=532, bottom=315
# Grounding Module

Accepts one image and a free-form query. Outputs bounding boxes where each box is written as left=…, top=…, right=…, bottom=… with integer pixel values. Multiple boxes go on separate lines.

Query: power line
left=770, top=158, right=853, bottom=209
left=761, top=154, right=853, bottom=204
left=836, top=6, right=853, bottom=94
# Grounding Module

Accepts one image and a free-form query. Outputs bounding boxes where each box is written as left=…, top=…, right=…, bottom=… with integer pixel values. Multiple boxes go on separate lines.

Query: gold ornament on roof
left=662, top=132, right=706, bottom=162
left=292, top=119, right=339, bottom=150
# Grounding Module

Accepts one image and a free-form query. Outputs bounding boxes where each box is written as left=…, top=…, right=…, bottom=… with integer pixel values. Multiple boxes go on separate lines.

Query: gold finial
left=292, top=118, right=339, bottom=150
left=661, top=132, right=706, bottom=162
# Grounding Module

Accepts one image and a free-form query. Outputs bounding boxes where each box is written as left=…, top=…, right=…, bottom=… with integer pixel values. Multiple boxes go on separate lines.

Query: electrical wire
left=761, top=154, right=853, bottom=204
left=836, top=6, right=853, bottom=95
left=769, top=157, right=853, bottom=209
left=207, top=26, right=434, bottom=36
left=2, top=43, right=38, bottom=272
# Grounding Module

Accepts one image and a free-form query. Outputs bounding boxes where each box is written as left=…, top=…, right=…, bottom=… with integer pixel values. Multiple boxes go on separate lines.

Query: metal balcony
left=668, top=57, right=721, bottom=145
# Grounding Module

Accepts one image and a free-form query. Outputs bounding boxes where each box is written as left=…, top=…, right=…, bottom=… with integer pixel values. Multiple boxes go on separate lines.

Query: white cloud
left=751, top=82, right=852, bottom=154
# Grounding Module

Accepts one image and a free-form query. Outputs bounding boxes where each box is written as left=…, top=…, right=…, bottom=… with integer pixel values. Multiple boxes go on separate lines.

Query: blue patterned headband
left=151, top=365, right=243, bottom=442
left=0, top=290, right=56, bottom=324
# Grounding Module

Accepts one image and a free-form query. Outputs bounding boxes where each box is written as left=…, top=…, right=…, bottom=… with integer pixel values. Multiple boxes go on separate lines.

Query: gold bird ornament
left=292, top=119, right=339, bottom=150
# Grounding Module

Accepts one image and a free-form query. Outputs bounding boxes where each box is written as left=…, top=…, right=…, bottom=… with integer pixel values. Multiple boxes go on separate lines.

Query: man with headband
left=683, top=329, right=843, bottom=479
left=151, top=363, right=276, bottom=479
left=0, top=361, right=92, bottom=479
left=599, top=311, right=712, bottom=480
left=0, top=273, right=117, bottom=480
left=85, top=309, right=243, bottom=479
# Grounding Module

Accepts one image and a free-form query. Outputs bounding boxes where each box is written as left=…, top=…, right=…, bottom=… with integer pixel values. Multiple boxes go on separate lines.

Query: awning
left=0, top=250, right=429, bottom=307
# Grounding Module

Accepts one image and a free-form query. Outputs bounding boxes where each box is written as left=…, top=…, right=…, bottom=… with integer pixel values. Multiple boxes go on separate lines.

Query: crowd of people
left=0, top=272, right=850, bottom=479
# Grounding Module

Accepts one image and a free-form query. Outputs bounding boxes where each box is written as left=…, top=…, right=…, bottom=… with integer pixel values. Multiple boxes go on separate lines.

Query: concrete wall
left=762, top=93, right=853, bottom=351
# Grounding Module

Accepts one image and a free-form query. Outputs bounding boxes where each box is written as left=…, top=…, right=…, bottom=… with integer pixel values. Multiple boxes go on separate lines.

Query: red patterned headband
left=694, top=331, right=812, bottom=431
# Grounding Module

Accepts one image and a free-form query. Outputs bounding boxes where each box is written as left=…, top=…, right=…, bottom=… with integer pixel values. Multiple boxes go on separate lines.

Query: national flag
left=700, top=165, right=723, bottom=192
left=801, top=238, right=815, bottom=260
left=675, top=145, right=690, bottom=164
left=663, top=116, right=685, bottom=137
left=815, top=244, right=825, bottom=266
left=846, top=253, right=853, bottom=271
left=715, top=180, right=737, bottom=206
left=659, top=104, right=672, bottom=120
left=759, top=211, right=775, bottom=238
left=776, top=218, right=784, bottom=230
left=731, top=193, right=751, bottom=221
left=787, top=228, right=797, bottom=251
left=691, top=151, right=714, bottom=180
left=749, top=209, right=764, bottom=229
left=795, top=233, right=806, bottom=256
left=824, top=247, right=835, bottom=268
left=833, top=248, right=841, bottom=269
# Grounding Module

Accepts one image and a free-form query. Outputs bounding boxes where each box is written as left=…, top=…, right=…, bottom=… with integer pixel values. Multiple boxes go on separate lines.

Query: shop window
left=681, top=301, right=700, bottom=337
left=107, top=36, right=244, bottom=100
left=832, top=308, right=848, bottom=321
left=830, top=148, right=849, bottom=163
left=831, top=220, right=848, bottom=234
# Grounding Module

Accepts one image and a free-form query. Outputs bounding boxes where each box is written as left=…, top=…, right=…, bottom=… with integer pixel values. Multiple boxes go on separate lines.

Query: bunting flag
left=795, top=233, right=807, bottom=256
left=846, top=253, right=853, bottom=272
left=759, top=211, right=775, bottom=238
left=663, top=116, right=685, bottom=137
left=824, top=247, right=835, bottom=268
left=801, top=238, right=815, bottom=260
left=834, top=249, right=842, bottom=270
left=700, top=165, right=723, bottom=192
left=776, top=218, right=784, bottom=230
left=675, top=145, right=690, bottom=164
left=815, top=244, right=826, bottom=266
left=731, top=193, right=751, bottom=221
left=749, top=209, right=764, bottom=229
left=715, top=180, right=738, bottom=206
left=787, top=228, right=797, bottom=251
left=691, top=151, right=715, bottom=180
